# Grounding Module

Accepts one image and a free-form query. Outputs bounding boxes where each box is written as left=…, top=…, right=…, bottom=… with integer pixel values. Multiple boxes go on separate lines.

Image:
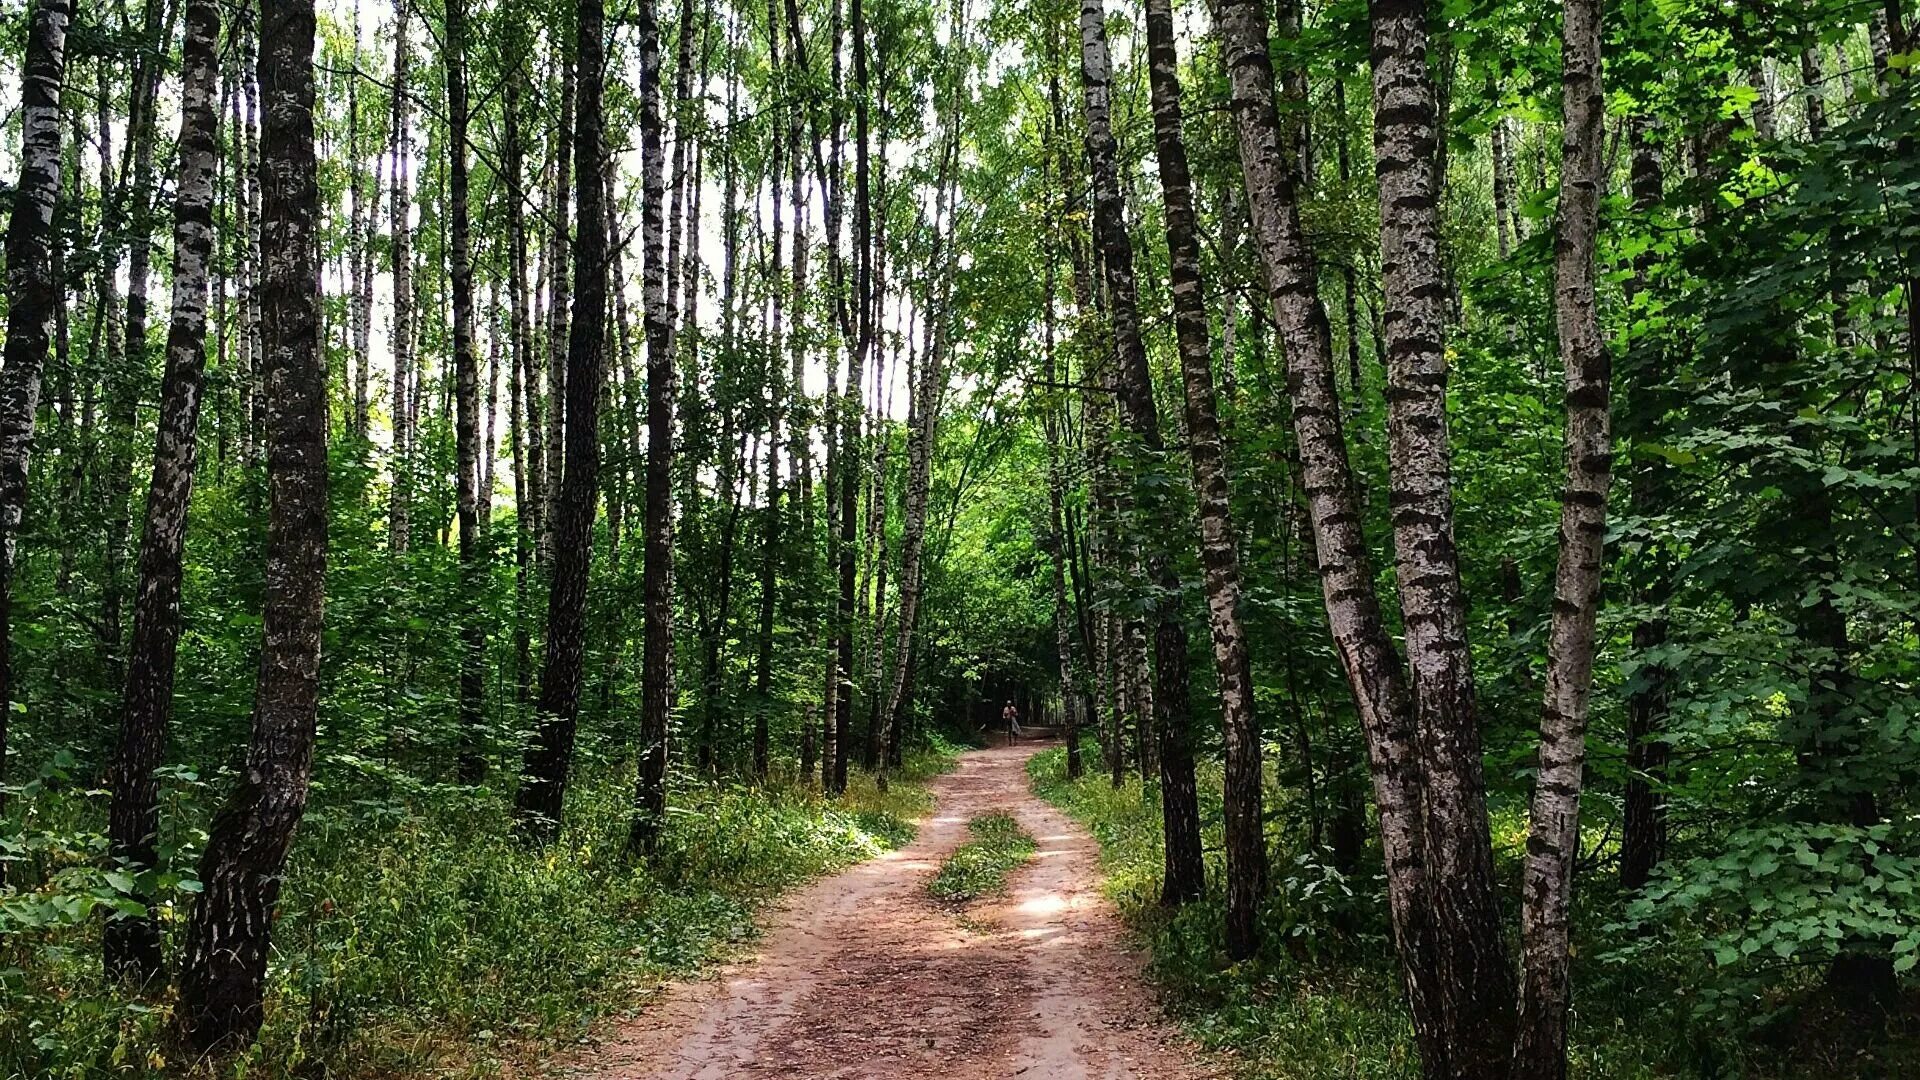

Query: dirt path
left=552, top=741, right=1221, bottom=1079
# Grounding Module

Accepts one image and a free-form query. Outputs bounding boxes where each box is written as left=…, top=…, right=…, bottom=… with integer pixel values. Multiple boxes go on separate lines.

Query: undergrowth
left=0, top=744, right=954, bottom=1079
left=927, top=812, right=1035, bottom=903
left=1026, top=744, right=1920, bottom=1080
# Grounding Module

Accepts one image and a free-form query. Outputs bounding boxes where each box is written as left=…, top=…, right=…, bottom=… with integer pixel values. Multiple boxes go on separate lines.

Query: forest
left=0, top=0, right=1916, bottom=1074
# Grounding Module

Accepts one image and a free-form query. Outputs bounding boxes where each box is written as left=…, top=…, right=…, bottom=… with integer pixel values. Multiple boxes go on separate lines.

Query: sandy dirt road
left=550, top=741, right=1222, bottom=1080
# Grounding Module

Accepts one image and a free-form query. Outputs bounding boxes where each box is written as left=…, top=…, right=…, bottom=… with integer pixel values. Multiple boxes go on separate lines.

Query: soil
left=546, top=740, right=1222, bottom=1079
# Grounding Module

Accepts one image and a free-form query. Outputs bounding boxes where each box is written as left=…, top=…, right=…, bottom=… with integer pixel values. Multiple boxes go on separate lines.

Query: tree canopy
left=0, top=0, right=1918, bottom=1074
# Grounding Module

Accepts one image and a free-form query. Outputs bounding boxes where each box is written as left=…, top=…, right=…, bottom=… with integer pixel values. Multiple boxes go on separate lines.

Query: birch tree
left=1139, top=0, right=1263, bottom=957
left=518, top=0, right=609, bottom=842
left=1076, top=0, right=1202, bottom=905
left=104, top=0, right=221, bottom=983
left=0, top=0, right=70, bottom=869
left=179, top=0, right=326, bottom=1043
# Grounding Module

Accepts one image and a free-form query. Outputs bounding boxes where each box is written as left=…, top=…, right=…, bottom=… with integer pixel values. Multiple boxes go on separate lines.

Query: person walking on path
left=1003, top=699, right=1022, bottom=742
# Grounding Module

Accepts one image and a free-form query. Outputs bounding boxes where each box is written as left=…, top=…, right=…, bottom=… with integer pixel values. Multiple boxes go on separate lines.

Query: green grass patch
left=1026, top=744, right=1920, bottom=1079
left=1027, top=745, right=1710, bottom=1080
left=927, top=812, right=1037, bottom=903
left=1027, top=747, right=1418, bottom=1079
left=0, top=745, right=955, bottom=1079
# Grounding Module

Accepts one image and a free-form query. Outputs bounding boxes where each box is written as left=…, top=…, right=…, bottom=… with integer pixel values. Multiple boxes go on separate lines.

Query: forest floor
left=538, top=740, right=1222, bottom=1079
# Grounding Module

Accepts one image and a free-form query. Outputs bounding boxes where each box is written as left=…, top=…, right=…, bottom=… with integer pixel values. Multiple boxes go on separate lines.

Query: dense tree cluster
left=0, top=0, right=1915, bottom=1073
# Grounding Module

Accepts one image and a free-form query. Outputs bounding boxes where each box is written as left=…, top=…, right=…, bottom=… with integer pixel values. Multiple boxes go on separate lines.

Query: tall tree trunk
left=853, top=0, right=888, bottom=778
left=631, top=0, right=677, bottom=852
left=881, top=129, right=956, bottom=783
left=505, top=76, right=537, bottom=707
left=0, top=0, right=71, bottom=867
left=1513, top=1, right=1607, bottom=1074
left=485, top=279, right=503, bottom=528
left=752, top=294, right=783, bottom=779
left=788, top=87, right=820, bottom=775
left=828, top=0, right=867, bottom=797
left=103, top=0, right=220, bottom=982
left=1799, top=48, right=1826, bottom=142
left=1213, top=0, right=1450, bottom=1064
left=55, top=111, right=93, bottom=598
left=179, top=0, right=325, bottom=1042
left=241, top=24, right=263, bottom=457
left=1044, top=35, right=1083, bottom=780
left=447, top=0, right=487, bottom=784
left=1747, top=61, right=1776, bottom=142
left=1077, top=0, right=1203, bottom=906
left=516, top=86, right=547, bottom=567
left=516, top=0, right=607, bottom=842
left=1142, top=0, right=1262, bottom=951
left=1331, top=79, right=1366, bottom=404
left=1619, top=120, right=1669, bottom=894
left=1491, top=116, right=1516, bottom=260
left=788, top=91, right=814, bottom=548
left=387, top=0, right=414, bottom=553
left=860, top=391, right=889, bottom=772
left=1369, top=2, right=1515, bottom=1071
left=100, top=0, right=175, bottom=685
left=347, top=0, right=371, bottom=441
left=819, top=334, right=842, bottom=789
left=753, top=0, right=785, bottom=782
left=226, top=35, right=255, bottom=469
left=1217, top=183, right=1242, bottom=409
left=542, top=56, right=576, bottom=570
left=1870, top=5, right=1896, bottom=87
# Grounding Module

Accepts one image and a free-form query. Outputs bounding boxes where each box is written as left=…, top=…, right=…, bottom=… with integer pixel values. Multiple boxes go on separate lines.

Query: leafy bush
left=0, top=746, right=952, bottom=1079
left=1020, top=744, right=1892, bottom=1080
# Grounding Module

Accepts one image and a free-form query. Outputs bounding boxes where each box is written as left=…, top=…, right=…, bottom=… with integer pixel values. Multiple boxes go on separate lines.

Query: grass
left=927, top=812, right=1037, bottom=903
left=1027, top=746, right=1420, bottom=1080
left=0, top=744, right=956, bottom=1079
left=1026, top=744, right=1920, bottom=1080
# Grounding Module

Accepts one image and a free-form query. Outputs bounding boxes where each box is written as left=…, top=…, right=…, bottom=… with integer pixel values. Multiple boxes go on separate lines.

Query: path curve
left=554, top=741, right=1221, bottom=1079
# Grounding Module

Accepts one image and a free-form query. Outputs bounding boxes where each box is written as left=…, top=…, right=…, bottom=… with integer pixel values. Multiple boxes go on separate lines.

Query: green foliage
left=926, top=812, right=1035, bottom=903
left=1613, top=822, right=1920, bottom=1017
left=0, top=749, right=950, bottom=1079
left=1028, top=746, right=1420, bottom=1080
left=1028, top=745, right=1920, bottom=1078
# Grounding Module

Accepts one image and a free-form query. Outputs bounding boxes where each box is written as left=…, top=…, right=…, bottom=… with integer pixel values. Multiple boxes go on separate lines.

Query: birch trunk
left=241, top=29, right=263, bottom=452
left=180, top=0, right=325, bottom=1042
left=516, top=0, right=607, bottom=842
left=0, top=0, right=70, bottom=858
left=754, top=34, right=785, bottom=780
left=484, top=280, right=502, bottom=530
left=100, top=0, right=174, bottom=679
left=516, top=77, right=547, bottom=563
left=1369, top=2, right=1514, bottom=1070
left=881, top=137, right=955, bottom=781
left=819, top=339, right=842, bottom=790
left=1213, top=0, right=1450, bottom=1064
left=447, top=0, right=488, bottom=784
left=1044, top=36, right=1083, bottom=780
left=1619, top=120, right=1669, bottom=894
left=1078, top=0, right=1203, bottom=905
left=347, top=0, right=371, bottom=441
left=1513, top=0, right=1608, bottom=1073
left=542, top=58, right=575, bottom=568
left=387, top=0, right=414, bottom=553
left=631, top=0, right=677, bottom=851
left=1491, top=117, right=1516, bottom=260
left=104, top=0, right=219, bottom=981
left=505, top=75, right=537, bottom=706
left=1142, top=0, right=1262, bottom=951
left=829, top=0, right=868, bottom=797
